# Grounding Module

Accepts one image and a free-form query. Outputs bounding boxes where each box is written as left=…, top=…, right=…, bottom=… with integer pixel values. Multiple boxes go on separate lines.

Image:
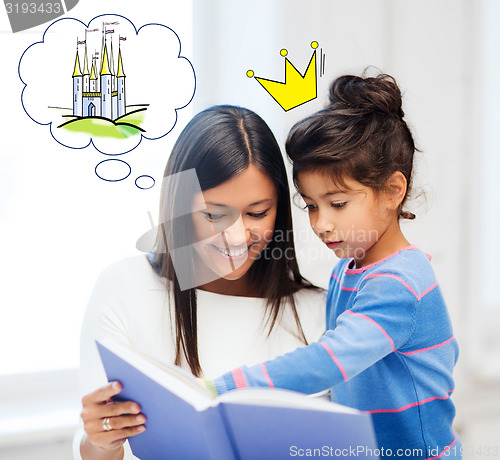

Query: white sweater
left=73, top=255, right=326, bottom=459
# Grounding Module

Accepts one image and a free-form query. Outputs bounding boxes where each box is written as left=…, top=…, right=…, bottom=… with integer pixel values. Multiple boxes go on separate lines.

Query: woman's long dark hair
left=150, top=105, right=315, bottom=376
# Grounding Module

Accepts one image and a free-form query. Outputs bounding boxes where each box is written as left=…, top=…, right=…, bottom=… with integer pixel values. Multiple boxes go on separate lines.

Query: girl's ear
left=385, top=171, right=407, bottom=211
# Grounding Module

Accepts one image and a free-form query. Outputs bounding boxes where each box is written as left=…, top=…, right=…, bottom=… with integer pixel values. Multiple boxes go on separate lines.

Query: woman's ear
left=385, top=171, right=407, bottom=211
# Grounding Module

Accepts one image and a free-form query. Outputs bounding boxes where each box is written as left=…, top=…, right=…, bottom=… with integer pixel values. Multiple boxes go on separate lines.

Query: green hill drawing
left=57, top=106, right=147, bottom=139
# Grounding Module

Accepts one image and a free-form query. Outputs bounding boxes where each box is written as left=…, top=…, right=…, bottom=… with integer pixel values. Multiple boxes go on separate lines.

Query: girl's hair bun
left=287, top=70, right=417, bottom=221
left=328, top=73, right=405, bottom=119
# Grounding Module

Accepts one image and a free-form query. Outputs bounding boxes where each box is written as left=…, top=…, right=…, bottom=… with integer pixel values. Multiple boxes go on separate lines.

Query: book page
left=97, top=338, right=214, bottom=411
left=216, top=387, right=358, bottom=414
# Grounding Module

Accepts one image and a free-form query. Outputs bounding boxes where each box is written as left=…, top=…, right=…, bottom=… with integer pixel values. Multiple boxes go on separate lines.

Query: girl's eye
left=302, top=204, right=317, bottom=211
left=203, top=212, right=226, bottom=221
left=331, top=202, right=347, bottom=209
left=248, top=209, right=270, bottom=219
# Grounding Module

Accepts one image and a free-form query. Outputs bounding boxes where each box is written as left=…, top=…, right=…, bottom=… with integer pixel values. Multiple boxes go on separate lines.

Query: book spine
left=199, top=406, right=236, bottom=460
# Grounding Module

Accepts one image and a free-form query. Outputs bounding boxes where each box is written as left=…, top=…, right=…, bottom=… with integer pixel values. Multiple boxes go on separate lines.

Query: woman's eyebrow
left=204, top=202, right=229, bottom=208
left=204, top=199, right=273, bottom=207
left=248, top=199, right=273, bottom=206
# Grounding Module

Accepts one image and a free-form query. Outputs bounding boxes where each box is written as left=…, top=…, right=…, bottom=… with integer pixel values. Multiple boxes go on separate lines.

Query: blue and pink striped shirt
left=212, top=246, right=461, bottom=459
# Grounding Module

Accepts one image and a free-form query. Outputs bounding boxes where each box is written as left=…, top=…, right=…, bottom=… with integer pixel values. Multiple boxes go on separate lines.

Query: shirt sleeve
left=72, top=263, right=139, bottom=460
left=212, top=274, right=418, bottom=396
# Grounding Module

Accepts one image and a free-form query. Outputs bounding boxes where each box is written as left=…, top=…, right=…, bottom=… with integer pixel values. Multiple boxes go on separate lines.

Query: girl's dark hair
left=151, top=105, right=314, bottom=376
left=286, top=73, right=417, bottom=220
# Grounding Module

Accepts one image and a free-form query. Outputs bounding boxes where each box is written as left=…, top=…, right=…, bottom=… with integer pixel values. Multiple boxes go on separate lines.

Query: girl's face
left=191, top=164, right=278, bottom=282
left=297, top=170, right=396, bottom=268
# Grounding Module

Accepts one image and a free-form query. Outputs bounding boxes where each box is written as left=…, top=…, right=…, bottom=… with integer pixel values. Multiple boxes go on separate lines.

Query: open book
left=97, top=338, right=379, bottom=460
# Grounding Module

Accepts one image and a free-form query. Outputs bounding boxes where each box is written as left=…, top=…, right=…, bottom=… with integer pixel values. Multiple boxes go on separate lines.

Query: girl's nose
left=314, top=212, right=335, bottom=234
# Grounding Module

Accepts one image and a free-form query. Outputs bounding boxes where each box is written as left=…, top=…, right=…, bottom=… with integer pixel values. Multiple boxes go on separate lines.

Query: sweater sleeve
left=212, top=274, right=418, bottom=396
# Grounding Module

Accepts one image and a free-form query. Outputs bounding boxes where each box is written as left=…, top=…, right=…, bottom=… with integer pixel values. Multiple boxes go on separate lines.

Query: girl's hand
left=197, top=378, right=219, bottom=398
left=80, top=381, right=146, bottom=453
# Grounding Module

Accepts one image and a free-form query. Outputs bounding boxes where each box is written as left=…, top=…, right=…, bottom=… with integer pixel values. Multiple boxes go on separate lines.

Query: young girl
left=205, top=75, right=462, bottom=459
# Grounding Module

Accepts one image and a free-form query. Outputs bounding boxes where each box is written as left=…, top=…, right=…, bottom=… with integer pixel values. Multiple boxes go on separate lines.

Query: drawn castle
left=72, top=35, right=126, bottom=120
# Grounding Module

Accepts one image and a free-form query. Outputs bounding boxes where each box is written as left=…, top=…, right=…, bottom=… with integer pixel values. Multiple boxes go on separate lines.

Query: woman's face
left=191, top=164, right=278, bottom=282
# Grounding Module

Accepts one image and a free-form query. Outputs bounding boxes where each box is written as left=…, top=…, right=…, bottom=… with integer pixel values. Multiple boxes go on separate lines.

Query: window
left=479, top=0, right=500, bottom=311
left=460, top=0, right=500, bottom=381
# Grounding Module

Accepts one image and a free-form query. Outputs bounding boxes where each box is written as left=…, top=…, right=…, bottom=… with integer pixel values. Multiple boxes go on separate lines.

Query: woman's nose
left=222, top=215, right=249, bottom=247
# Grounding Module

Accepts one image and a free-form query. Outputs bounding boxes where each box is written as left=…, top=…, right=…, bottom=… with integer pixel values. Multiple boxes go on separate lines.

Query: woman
left=74, top=106, right=326, bottom=460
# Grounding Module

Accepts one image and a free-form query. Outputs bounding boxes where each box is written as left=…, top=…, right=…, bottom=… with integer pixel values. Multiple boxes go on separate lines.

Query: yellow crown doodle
left=247, top=41, right=319, bottom=111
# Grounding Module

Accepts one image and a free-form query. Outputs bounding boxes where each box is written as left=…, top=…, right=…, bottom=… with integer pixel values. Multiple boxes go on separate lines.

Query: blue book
left=97, top=338, right=380, bottom=460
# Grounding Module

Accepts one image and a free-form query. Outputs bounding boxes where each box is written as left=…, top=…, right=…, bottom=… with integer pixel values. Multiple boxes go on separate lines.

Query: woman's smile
left=209, top=242, right=255, bottom=261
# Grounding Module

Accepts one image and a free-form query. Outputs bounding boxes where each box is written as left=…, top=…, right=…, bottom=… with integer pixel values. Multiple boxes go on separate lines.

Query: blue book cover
left=96, top=339, right=233, bottom=459
left=218, top=397, right=379, bottom=459
left=97, top=338, right=379, bottom=460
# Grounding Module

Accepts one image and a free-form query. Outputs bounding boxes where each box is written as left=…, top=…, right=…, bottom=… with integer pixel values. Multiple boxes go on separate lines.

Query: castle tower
left=116, top=46, right=126, bottom=118
left=89, top=61, right=97, bottom=92
left=100, top=42, right=112, bottom=119
left=72, top=50, right=83, bottom=117
left=82, top=45, right=90, bottom=92
left=93, top=50, right=100, bottom=92
left=109, top=38, right=116, bottom=91
left=109, top=38, right=118, bottom=119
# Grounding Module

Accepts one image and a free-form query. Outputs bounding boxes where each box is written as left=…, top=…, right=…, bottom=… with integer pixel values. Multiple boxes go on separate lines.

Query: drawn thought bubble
left=19, top=14, right=196, bottom=155
left=95, top=159, right=131, bottom=182
left=135, top=175, right=155, bottom=189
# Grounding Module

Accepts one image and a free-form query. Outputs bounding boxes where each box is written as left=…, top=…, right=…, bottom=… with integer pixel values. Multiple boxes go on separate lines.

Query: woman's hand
left=80, top=381, right=146, bottom=457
